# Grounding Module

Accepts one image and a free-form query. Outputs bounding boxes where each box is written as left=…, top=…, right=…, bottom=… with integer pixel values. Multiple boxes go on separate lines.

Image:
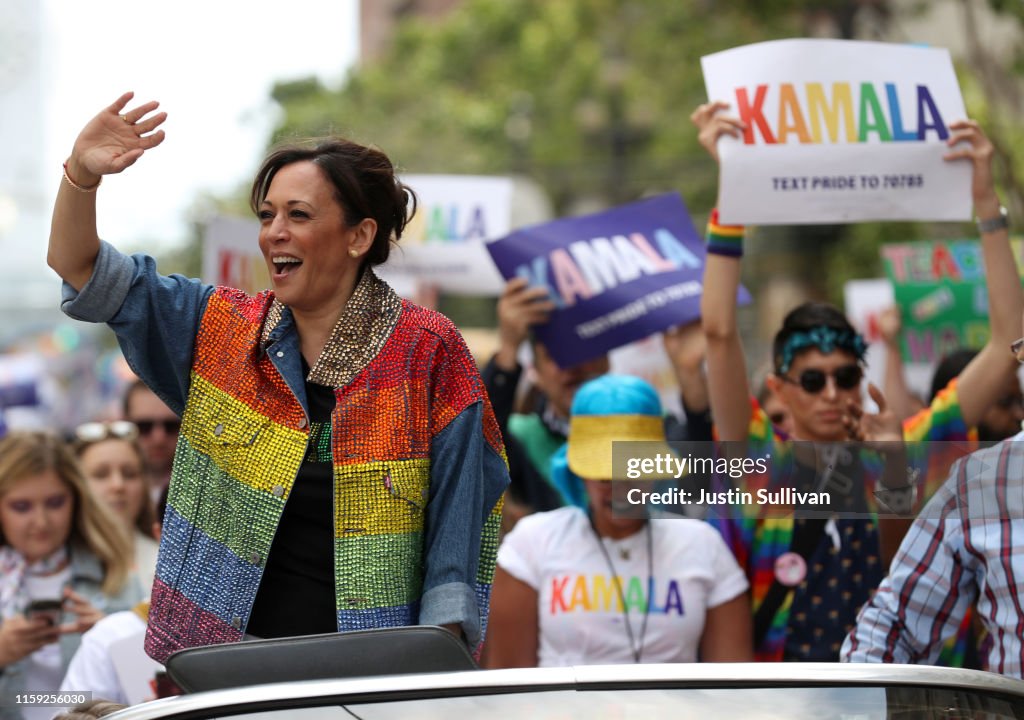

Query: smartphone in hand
left=25, top=598, right=63, bottom=626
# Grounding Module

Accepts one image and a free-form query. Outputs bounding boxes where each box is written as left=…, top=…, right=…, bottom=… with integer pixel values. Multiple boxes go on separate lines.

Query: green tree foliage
left=253, top=0, right=1021, bottom=312
left=269, top=0, right=803, bottom=218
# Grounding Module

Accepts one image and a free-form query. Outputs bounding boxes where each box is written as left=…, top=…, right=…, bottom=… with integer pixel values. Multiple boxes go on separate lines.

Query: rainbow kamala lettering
left=514, top=229, right=700, bottom=309
left=735, top=82, right=948, bottom=145
left=549, top=574, right=686, bottom=615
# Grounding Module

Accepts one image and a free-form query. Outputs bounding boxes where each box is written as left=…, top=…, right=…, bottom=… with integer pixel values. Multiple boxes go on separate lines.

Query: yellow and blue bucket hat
left=565, top=374, right=672, bottom=481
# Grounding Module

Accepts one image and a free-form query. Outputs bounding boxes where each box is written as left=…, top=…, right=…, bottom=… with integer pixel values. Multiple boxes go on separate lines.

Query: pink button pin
left=774, top=551, right=807, bottom=587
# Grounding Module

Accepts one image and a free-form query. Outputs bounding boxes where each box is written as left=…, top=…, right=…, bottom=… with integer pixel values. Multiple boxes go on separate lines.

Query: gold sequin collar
left=260, top=267, right=403, bottom=387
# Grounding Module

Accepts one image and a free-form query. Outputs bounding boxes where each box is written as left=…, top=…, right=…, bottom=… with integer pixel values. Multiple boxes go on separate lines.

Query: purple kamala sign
left=486, top=193, right=750, bottom=367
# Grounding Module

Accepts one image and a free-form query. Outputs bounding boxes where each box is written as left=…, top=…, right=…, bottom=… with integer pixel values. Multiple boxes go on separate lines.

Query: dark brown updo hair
left=249, top=138, right=417, bottom=266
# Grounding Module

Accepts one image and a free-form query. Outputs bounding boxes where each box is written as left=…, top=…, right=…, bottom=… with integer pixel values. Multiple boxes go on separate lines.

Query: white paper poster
left=202, top=215, right=268, bottom=295
left=380, top=174, right=514, bottom=295
left=701, top=39, right=970, bottom=225
left=109, top=629, right=164, bottom=705
left=843, top=277, right=932, bottom=400
left=202, top=175, right=519, bottom=297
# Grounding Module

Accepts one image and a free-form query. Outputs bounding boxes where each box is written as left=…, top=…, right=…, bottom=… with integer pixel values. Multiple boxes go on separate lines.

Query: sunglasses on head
left=74, top=420, right=139, bottom=444
left=133, top=419, right=182, bottom=437
left=780, top=364, right=863, bottom=394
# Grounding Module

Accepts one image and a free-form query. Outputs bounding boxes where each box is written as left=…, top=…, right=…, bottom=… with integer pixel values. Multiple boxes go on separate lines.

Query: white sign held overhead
left=701, top=39, right=970, bottom=225
left=378, top=174, right=515, bottom=296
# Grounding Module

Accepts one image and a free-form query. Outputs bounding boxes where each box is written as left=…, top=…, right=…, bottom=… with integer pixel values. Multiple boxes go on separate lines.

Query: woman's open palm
left=72, top=91, right=167, bottom=178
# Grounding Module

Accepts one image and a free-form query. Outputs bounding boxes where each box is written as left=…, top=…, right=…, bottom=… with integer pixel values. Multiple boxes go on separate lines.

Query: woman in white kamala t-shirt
left=486, top=375, right=752, bottom=667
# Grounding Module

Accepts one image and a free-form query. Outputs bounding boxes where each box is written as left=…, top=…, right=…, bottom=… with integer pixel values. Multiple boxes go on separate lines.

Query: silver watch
left=977, top=206, right=1009, bottom=234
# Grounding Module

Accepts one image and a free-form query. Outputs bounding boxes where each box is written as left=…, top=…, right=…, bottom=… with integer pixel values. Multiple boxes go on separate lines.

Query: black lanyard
left=586, top=514, right=654, bottom=663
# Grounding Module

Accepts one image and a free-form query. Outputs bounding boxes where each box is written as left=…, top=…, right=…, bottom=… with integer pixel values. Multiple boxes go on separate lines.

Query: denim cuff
left=419, top=581, right=480, bottom=649
left=60, top=241, right=135, bottom=322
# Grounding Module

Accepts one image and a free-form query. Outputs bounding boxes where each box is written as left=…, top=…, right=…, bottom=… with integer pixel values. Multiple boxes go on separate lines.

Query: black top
left=246, top=372, right=337, bottom=638
left=481, top=357, right=565, bottom=512
left=783, top=451, right=880, bottom=661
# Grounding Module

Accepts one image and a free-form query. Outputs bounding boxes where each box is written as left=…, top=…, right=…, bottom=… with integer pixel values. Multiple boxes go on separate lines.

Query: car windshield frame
left=103, top=663, right=1024, bottom=720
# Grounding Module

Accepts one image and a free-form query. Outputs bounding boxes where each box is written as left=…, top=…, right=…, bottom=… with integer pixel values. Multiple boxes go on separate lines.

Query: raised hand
left=663, top=320, right=707, bottom=374
left=664, top=320, right=710, bottom=414
left=843, top=382, right=902, bottom=444
left=877, top=305, right=903, bottom=348
left=690, top=101, right=746, bottom=163
left=493, top=277, right=556, bottom=371
left=943, top=119, right=999, bottom=212
left=67, top=91, right=167, bottom=187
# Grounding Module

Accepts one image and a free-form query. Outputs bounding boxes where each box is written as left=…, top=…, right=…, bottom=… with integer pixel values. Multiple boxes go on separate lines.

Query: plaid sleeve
left=842, top=459, right=974, bottom=664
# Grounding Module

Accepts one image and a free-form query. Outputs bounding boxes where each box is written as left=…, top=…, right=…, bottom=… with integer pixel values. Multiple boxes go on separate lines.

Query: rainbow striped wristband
left=705, top=208, right=745, bottom=257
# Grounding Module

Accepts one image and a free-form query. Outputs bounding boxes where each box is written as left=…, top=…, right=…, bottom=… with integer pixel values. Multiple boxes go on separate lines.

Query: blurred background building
left=0, top=0, right=60, bottom=323
left=360, top=0, right=465, bottom=63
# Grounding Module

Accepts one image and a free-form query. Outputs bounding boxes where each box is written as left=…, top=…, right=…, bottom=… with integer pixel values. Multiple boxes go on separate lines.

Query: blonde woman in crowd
left=0, top=432, right=142, bottom=720
left=72, top=421, right=159, bottom=594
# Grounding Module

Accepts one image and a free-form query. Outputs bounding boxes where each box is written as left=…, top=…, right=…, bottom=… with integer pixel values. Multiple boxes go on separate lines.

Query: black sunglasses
left=133, top=418, right=182, bottom=436
left=780, top=364, right=863, bottom=394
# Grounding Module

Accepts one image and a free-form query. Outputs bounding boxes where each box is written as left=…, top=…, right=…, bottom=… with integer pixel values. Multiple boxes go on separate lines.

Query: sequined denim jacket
left=0, top=544, right=143, bottom=720
left=61, top=242, right=508, bottom=663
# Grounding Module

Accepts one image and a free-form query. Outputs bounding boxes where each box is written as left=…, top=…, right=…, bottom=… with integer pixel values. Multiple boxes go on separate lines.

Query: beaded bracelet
left=705, top=207, right=744, bottom=257
left=62, top=162, right=102, bottom=192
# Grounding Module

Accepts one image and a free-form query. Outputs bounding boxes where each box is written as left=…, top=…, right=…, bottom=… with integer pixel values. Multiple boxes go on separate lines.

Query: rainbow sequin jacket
left=61, top=242, right=509, bottom=664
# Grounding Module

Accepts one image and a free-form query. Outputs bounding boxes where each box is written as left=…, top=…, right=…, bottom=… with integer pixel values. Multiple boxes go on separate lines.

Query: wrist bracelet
left=62, top=162, right=102, bottom=192
left=976, top=206, right=1008, bottom=234
left=705, top=208, right=745, bottom=257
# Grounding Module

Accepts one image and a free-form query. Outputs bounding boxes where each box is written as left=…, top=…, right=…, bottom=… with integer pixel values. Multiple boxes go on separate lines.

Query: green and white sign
left=880, top=238, right=1022, bottom=363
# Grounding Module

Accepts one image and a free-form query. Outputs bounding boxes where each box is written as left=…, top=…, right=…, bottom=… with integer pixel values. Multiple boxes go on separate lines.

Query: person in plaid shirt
left=842, top=425, right=1024, bottom=677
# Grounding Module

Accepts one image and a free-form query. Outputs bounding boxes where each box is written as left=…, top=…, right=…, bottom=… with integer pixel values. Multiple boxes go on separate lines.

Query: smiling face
left=257, top=161, right=375, bottom=316
left=78, top=438, right=147, bottom=530
left=767, top=348, right=862, bottom=442
left=0, top=469, right=74, bottom=563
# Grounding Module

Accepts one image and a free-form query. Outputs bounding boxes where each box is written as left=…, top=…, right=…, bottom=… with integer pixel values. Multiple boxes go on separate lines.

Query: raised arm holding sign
left=691, top=95, right=1021, bottom=663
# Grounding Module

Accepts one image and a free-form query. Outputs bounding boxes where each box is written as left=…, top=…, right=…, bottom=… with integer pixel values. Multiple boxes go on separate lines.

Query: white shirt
left=59, top=610, right=157, bottom=706
left=498, top=507, right=748, bottom=666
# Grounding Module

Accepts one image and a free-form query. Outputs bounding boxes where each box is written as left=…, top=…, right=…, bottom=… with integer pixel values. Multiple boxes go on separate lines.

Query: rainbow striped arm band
left=705, top=208, right=745, bottom=257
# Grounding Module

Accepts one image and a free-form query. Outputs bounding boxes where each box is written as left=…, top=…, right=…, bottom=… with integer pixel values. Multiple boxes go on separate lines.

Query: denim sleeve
left=60, top=241, right=214, bottom=414
left=420, top=401, right=509, bottom=648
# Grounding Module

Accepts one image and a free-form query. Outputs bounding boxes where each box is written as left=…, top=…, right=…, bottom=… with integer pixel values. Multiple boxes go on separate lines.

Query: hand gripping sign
left=701, top=39, right=970, bottom=225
